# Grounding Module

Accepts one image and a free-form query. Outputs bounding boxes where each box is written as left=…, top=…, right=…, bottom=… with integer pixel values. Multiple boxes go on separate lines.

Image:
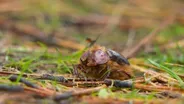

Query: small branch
left=131, top=65, right=179, bottom=86
left=104, top=79, right=184, bottom=94
left=0, top=84, right=24, bottom=92
left=72, top=81, right=105, bottom=87
left=37, top=74, right=68, bottom=82
left=134, top=83, right=184, bottom=93
left=24, top=86, right=55, bottom=97
left=9, top=75, right=39, bottom=88
left=122, top=15, right=175, bottom=58
left=54, top=85, right=107, bottom=101
left=0, top=71, right=69, bottom=79
left=0, top=19, right=85, bottom=50
left=104, top=79, right=132, bottom=88
left=0, top=71, right=40, bottom=77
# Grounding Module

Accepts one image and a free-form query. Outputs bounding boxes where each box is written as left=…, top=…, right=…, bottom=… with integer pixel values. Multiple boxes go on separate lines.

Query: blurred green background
left=0, top=0, right=184, bottom=54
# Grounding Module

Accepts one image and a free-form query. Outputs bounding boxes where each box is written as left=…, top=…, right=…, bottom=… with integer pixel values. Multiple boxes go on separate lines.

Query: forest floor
left=0, top=0, right=184, bottom=104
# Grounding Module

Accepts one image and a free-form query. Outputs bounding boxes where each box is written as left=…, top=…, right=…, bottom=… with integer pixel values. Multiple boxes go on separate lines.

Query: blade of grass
left=15, top=59, right=33, bottom=84
left=148, top=59, right=184, bottom=89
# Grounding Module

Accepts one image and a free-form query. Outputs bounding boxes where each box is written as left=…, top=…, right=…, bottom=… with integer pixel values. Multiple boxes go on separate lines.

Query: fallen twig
left=24, top=86, right=55, bottom=97
left=0, top=19, right=85, bottom=50
left=131, top=64, right=179, bottom=86
left=37, top=74, right=68, bottom=82
left=71, top=81, right=105, bottom=87
left=0, top=84, right=23, bottom=92
left=9, top=75, right=39, bottom=88
left=54, top=85, right=107, bottom=101
left=0, top=71, right=70, bottom=79
left=104, top=79, right=184, bottom=94
left=134, top=83, right=184, bottom=94
left=164, top=62, right=184, bottom=68
left=104, top=79, right=132, bottom=88
left=122, top=15, right=175, bottom=58
left=0, top=71, right=42, bottom=78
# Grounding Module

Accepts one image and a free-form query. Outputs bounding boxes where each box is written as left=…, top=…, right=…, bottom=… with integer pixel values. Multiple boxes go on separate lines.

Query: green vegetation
left=1, top=0, right=184, bottom=103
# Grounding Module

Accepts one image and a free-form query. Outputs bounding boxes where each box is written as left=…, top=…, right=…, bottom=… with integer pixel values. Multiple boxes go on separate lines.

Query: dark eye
left=97, top=51, right=102, bottom=54
left=94, top=50, right=109, bottom=64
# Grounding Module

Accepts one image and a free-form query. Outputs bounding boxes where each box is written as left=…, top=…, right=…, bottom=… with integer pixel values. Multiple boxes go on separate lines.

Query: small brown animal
left=74, top=45, right=133, bottom=80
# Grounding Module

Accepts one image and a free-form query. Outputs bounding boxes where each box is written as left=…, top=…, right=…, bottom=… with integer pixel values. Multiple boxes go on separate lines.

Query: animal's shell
left=76, top=45, right=133, bottom=80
